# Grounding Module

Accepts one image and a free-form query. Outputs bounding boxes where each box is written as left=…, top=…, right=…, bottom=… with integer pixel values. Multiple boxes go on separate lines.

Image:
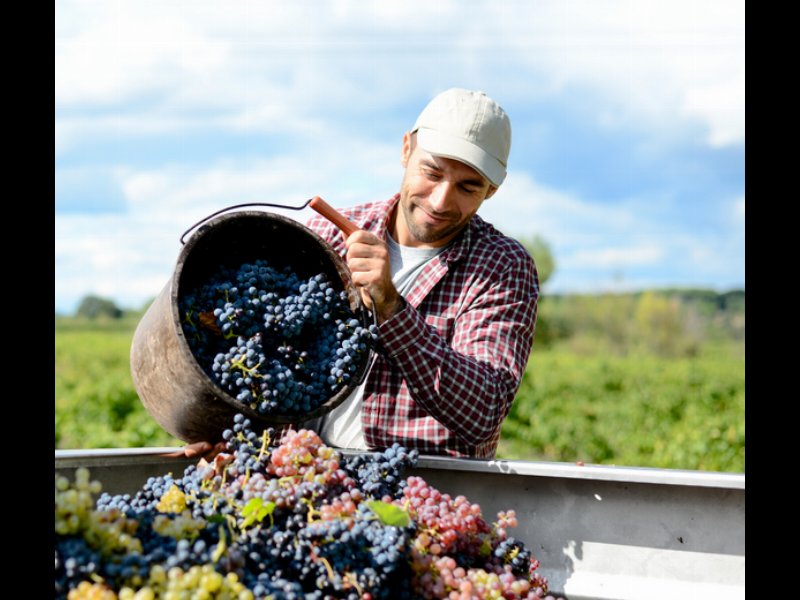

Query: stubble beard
left=397, top=190, right=469, bottom=246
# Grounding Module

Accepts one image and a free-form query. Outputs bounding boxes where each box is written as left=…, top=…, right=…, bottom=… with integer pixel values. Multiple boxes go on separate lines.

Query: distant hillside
left=534, top=288, right=744, bottom=354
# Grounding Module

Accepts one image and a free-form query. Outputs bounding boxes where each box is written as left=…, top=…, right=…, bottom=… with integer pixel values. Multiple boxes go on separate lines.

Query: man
left=303, top=88, right=540, bottom=458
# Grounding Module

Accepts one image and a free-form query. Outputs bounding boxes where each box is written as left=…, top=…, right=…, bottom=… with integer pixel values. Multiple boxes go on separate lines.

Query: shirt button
left=412, top=387, right=419, bottom=393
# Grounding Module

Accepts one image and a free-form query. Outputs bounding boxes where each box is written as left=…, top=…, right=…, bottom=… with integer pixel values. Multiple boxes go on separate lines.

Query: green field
left=498, top=340, right=744, bottom=471
left=55, top=317, right=184, bottom=449
left=55, top=294, right=744, bottom=472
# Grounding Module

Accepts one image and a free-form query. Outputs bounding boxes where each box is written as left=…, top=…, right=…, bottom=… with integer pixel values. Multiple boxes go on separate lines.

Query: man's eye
left=423, top=170, right=441, bottom=180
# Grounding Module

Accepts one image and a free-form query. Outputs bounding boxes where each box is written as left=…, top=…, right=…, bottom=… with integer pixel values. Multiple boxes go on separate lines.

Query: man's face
left=393, top=132, right=497, bottom=248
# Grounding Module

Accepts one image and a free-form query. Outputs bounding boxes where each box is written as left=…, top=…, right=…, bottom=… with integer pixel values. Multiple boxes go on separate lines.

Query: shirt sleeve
left=377, top=255, right=539, bottom=447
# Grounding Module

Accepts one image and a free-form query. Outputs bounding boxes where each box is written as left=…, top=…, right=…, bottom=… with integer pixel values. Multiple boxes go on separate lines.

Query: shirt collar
left=444, top=218, right=472, bottom=264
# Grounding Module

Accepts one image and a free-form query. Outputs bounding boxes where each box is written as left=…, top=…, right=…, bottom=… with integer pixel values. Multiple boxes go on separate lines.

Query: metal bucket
left=130, top=208, right=373, bottom=443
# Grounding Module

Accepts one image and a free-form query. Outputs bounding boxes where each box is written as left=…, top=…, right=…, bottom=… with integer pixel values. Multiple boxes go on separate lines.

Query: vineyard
left=55, top=289, right=744, bottom=472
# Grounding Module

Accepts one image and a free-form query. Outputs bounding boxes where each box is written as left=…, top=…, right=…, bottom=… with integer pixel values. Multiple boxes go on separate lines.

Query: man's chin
left=408, top=223, right=456, bottom=245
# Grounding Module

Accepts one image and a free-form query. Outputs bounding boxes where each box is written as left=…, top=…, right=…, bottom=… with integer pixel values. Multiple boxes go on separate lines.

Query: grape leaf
left=365, top=500, right=410, bottom=527
left=242, top=497, right=263, bottom=517
left=242, top=497, right=275, bottom=528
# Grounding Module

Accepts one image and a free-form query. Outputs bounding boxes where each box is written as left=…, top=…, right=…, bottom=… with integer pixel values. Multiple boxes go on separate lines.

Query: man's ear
left=485, top=185, right=498, bottom=200
left=401, top=131, right=413, bottom=168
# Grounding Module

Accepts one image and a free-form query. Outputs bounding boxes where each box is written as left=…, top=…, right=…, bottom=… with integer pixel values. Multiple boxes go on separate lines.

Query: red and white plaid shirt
left=305, top=194, right=539, bottom=458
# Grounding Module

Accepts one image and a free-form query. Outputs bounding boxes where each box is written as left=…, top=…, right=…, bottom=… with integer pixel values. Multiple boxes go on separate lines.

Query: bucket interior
left=172, top=210, right=371, bottom=425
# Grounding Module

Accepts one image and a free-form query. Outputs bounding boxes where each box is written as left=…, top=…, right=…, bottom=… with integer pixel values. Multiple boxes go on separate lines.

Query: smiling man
left=306, top=88, right=540, bottom=458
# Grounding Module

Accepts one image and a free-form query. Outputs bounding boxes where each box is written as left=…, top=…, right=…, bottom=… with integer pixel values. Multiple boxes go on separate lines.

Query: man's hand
left=162, top=440, right=227, bottom=461
left=345, top=230, right=403, bottom=323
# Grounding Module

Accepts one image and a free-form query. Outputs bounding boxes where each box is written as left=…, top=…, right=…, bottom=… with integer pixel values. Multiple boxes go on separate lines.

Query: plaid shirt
left=305, top=194, right=539, bottom=458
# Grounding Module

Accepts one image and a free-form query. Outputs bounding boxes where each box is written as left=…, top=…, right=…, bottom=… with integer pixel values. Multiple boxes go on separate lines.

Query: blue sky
left=55, top=0, right=744, bottom=314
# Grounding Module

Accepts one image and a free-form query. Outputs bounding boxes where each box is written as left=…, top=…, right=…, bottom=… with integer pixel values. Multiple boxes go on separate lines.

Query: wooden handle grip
left=309, top=196, right=359, bottom=238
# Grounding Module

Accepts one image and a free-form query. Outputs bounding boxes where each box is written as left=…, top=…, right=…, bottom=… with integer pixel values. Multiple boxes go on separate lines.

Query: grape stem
left=230, top=356, right=264, bottom=378
left=258, top=430, right=271, bottom=460
left=301, top=498, right=321, bottom=523
left=343, top=571, right=364, bottom=596
left=318, top=556, right=336, bottom=582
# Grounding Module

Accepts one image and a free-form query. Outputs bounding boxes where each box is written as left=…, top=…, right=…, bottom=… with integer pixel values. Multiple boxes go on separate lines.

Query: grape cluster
left=55, top=537, right=102, bottom=598
left=403, top=475, right=492, bottom=560
left=342, top=443, right=419, bottom=500
left=55, top=414, right=554, bottom=599
left=180, top=260, right=378, bottom=417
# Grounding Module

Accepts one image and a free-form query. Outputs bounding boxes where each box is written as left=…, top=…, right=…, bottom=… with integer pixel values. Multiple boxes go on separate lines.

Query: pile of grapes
left=179, top=260, right=377, bottom=417
left=55, top=415, right=554, bottom=599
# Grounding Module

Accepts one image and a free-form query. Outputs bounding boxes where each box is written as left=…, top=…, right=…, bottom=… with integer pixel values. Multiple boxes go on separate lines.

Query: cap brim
left=415, top=128, right=506, bottom=187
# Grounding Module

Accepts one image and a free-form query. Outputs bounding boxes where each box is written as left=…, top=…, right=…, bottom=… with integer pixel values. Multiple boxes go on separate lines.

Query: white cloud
left=480, top=171, right=638, bottom=247
left=508, top=0, right=744, bottom=146
left=55, top=0, right=745, bottom=149
left=565, top=245, right=664, bottom=268
left=118, top=141, right=401, bottom=218
left=55, top=2, right=229, bottom=106
left=682, top=69, right=745, bottom=148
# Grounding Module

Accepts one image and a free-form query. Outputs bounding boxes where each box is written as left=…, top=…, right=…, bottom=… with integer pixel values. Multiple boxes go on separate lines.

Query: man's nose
left=429, top=181, right=456, bottom=212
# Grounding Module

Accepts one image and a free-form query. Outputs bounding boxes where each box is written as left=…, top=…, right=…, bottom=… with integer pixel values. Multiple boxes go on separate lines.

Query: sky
left=55, top=0, right=745, bottom=314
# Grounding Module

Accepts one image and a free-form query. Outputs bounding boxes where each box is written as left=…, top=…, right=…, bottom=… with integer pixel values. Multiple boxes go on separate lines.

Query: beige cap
left=412, top=88, right=511, bottom=187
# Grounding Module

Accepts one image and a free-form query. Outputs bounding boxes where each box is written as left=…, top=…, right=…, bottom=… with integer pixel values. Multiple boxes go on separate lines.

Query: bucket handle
left=179, top=200, right=315, bottom=245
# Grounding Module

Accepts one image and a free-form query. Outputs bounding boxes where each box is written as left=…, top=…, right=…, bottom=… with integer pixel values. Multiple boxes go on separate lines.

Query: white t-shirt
left=316, top=233, right=449, bottom=449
